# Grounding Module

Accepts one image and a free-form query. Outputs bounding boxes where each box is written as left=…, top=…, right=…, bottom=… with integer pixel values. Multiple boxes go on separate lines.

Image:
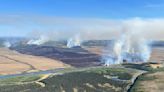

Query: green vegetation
left=123, top=63, right=151, bottom=71
left=40, top=68, right=134, bottom=92
left=0, top=83, right=41, bottom=92
left=123, top=63, right=164, bottom=72
left=0, top=67, right=137, bottom=92
left=0, top=75, right=41, bottom=92
left=85, top=67, right=133, bottom=80
left=0, top=75, right=41, bottom=85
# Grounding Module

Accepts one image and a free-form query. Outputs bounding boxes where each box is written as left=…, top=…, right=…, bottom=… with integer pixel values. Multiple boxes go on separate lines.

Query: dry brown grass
left=150, top=47, right=164, bottom=62
left=133, top=72, right=164, bottom=92
left=84, top=46, right=104, bottom=55
left=0, top=48, right=69, bottom=75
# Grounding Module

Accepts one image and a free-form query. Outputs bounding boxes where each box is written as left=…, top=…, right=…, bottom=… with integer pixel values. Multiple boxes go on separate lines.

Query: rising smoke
left=3, top=41, right=11, bottom=48
left=24, top=17, right=163, bottom=65
left=27, top=35, right=49, bottom=45
left=101, top=35, right=152, bottom=66
left=25, top=17, right=164, bottom=43
left=67, top=34, right=82, bottom=48
left=101, top=18, right=153, bottom=66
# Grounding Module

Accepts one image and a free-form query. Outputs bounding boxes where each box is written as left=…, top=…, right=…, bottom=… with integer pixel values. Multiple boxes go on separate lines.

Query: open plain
left=0, top=48, right=68, bottom=75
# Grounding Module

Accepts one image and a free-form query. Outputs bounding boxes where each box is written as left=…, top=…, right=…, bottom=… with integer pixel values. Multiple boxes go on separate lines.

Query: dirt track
left=0, top=48, right=69, bottom=75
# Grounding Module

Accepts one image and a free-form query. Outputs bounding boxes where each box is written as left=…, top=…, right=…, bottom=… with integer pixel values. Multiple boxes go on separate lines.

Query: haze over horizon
left=0, top=0, right=164, bottom=40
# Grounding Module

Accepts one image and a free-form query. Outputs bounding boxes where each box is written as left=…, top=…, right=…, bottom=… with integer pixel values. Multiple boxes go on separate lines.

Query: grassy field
left=0, top=67, right=139, bottom=92
left=0, top=48, right=69, bottom=75
left=0, top=75, right=41, bottom=92
left=123, top=63, right=164, bottom=92
left=0, top=75, right=41, bottom=85
left=130, top=71, right=164, bottom=92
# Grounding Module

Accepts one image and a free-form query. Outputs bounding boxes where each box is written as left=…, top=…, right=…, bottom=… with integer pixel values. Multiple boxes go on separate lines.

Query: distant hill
left=0, top=37, right=26, bottom=47
left=151, top=41, right=164, bottom=47
left=43, top=40, right=164, bottom=47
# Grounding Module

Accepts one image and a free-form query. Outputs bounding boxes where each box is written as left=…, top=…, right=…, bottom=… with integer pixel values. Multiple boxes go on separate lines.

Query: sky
left=0, top=0, right=164, bottom=38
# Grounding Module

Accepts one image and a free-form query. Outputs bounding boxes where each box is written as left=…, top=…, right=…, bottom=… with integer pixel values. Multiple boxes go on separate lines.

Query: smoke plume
left=3, top=41, right=11, bottom=48
left=27, top=35, right=49, bottom=45
left=101, top=18, right=153, bottom=66
left=67, top=34, right=82, bottom=48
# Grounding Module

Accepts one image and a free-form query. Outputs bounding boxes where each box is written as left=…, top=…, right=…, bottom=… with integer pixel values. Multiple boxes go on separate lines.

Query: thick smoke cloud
left=0, top=15, right=163, bottom=41
left=101, top=18, right=160, bottom=65
left=26, top=17, right=164, bottom=43
left=122, top=18, right=164, bottom=41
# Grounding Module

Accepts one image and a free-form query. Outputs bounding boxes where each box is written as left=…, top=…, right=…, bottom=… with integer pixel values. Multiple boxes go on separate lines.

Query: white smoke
left=103, top=57, right=116, bottom=66
left=0, top=15, right=164, bottom=40
left=3, top=41, right=11, bottom=48
left=113, top=37, right=125, bottom=64
left=67, top=34, right=82, bottom=48
left=22, top=17, right=164, bottom=43
left=138, top=39, right=151, bottom=62
left=27, top=35, right=49, bottom=45
left=102, top=19, right=153, bottom=66
left=102, top=38, right=152, bottom=66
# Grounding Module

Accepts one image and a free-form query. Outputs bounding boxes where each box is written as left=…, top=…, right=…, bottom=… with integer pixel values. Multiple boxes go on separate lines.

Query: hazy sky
left=0, top=0, right=164, bottom=38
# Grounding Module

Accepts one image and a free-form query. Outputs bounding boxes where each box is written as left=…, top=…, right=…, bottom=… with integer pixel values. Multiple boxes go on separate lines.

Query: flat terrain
left=0, top=48, right=68, bottom=75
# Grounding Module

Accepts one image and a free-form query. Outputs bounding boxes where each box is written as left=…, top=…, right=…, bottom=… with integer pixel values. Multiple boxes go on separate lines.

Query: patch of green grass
left=123, top=63, right=164, bottom=72
left=0, top=83, right=41, bottom=92
left=0, top=75, right=41, bottom=84
left=123, top=63, right=151, bottom=71
left=149, top=67, right=164, bottom=73
left=86, top=67, right=133, bottom=80
left=40, top=68, right=131, bottom=92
